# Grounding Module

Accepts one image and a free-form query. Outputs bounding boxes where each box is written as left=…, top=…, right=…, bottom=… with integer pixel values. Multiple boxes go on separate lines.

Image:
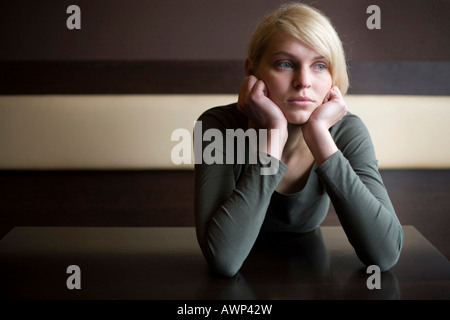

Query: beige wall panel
left=0, top=95, right=449, bottom=169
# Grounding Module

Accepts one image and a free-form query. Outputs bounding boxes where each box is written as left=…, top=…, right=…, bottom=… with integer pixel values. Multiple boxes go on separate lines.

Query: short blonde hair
left=248, top=3, right=349, bottom=95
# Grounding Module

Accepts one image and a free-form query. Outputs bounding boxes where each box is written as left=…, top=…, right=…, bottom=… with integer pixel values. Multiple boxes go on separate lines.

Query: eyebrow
left=271, top=51, right=326, bottom=61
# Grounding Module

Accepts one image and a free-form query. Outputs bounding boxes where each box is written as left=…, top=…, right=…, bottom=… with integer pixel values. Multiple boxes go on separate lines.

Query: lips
left=287, top=96, right=314, bottom=102
left=287, top=96, right=315, bottom=107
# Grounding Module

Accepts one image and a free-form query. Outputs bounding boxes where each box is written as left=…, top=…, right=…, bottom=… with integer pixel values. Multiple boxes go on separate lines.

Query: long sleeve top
left=194, top=103, right=403, bottom=277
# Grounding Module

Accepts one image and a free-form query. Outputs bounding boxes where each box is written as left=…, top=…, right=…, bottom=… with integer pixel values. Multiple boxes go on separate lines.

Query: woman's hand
left=237, top=76, right=288, bottom=130
left=307, top=86, right=347, bottom=130
left=237, top=76, right=288, bottom=159
left=302, top=86, right=347, bottom=165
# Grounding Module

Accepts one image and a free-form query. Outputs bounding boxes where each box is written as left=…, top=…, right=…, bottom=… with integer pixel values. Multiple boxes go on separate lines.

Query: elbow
left=210, top=265, right=240, bottom=278
left=380, top=226, right=404, bottom=272
left=362, top=227, right=404, bottom=272
left=369, top=250, right=401, bottom=272
left=207, top=255, right=241, bottom=278
left=201, top=245, right=242, bottom=277
left=383, top=245, right=402, bottom=271
left=198, top=234, right=243, bottom=277
left=360, top=248, right=401, bottom=272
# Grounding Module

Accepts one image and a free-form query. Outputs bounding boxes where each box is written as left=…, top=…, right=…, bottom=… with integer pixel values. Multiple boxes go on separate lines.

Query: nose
left=292, top=67, right=311, bottom=89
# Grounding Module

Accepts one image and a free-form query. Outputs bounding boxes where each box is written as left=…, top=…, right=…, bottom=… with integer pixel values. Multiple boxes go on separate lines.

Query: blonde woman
left=194, top=3, right=403, bottom=277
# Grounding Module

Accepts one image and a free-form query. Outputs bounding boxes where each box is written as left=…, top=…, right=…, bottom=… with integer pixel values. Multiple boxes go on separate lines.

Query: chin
left=286, top=111, right=312, bottom=125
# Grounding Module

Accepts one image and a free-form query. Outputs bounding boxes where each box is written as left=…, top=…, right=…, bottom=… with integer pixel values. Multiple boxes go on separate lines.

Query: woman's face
left=250, top=32, right=333, bottom=125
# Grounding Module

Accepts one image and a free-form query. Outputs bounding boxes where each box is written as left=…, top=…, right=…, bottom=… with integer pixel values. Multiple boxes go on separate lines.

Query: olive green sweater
left=194, top=103, right=403, bottom=277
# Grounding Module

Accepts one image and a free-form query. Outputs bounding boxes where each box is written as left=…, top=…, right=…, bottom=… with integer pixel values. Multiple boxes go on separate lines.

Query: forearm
left=302, top=122, right=338, bottom=166
left=248, top=119, right=288, bottom=161
left=316, top=152, right=403, bottom=270
left=301, top=85, right=347, bottom=165
left=195, top=154, right=287, bottom=276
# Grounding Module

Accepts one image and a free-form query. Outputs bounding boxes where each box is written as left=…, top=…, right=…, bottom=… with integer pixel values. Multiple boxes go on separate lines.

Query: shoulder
left=332, top=111, right=366, bottom=131
left=330, top=112, right=371, bottom=141
left=197, top=103, right=248, bottom=131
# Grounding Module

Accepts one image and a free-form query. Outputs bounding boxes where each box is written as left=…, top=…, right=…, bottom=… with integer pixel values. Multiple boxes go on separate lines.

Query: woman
left=194, top=3, right=403, bottom=277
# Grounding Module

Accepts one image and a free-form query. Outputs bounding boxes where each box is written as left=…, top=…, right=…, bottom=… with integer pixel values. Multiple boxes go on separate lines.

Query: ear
left=245, top=58, right=254, bottom=76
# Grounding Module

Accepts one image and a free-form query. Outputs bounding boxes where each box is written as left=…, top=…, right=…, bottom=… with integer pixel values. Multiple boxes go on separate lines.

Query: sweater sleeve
left=316, top=114, right=403, bottom=271
left=194, top=110, right=287, bottom=277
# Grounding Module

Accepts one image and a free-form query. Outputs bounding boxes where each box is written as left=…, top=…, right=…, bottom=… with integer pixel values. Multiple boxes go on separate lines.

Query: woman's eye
left=277, top=61, right=293, bottom=69
left=313, top=63, right=327, bottom=71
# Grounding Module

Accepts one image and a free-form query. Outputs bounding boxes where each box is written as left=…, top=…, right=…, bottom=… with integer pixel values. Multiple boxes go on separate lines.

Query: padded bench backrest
left=0, top=95, right=449, bottom=169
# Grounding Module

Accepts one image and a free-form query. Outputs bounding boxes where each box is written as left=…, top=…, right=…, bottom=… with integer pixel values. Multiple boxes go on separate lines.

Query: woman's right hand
left=237, top=76, right=287, bottom=131
left=237, top=76, right=288, bottom=159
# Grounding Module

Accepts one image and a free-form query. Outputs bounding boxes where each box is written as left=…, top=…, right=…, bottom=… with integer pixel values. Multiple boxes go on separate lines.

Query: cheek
left=258, top=75, right=282, bottom=99
left=316, top=75, right=333, bottom=99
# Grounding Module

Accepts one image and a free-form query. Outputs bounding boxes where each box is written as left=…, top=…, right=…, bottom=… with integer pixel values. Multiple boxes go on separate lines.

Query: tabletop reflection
left=198, top=228, right=400, bottom=299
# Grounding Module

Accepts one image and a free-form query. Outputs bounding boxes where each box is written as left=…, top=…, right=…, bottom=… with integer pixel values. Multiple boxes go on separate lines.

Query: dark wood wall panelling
left=1, top=169, right=449, bottom=261
left=1, top=1, right=450, bottom=96
left=1, top=60, right=450, bottom=95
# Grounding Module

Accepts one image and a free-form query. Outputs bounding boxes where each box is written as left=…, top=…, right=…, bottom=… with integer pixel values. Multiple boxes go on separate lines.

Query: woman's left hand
left=306, top=86, right=347, bottom=130
left=302, top=86, right=347, bottom=165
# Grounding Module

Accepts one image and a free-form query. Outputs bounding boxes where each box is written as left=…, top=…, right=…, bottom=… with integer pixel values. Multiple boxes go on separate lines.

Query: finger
left=250, top=79, right=269, bottom=98
left=246, top=75, right=258, bottom=90
left=329, top=86, right=343, bottom=101
left=238, top=76, right=257, bottom=108
left=238, top=76, right=252, bottom=96
left=323, top=91, right=331, bottom=103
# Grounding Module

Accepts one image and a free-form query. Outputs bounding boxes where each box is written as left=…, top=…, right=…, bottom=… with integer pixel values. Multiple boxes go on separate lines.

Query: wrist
left=258, top=128, right=287, bottom=160
left=302, top=121, right=337, bottom=166
left=302, top=119, right=327, bottom=143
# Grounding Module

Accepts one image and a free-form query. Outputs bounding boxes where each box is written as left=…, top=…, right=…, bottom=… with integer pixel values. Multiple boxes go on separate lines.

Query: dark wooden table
left=0, top=226, right=449, bottom=300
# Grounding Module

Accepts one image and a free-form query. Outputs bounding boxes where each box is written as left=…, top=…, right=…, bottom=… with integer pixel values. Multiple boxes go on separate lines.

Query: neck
left=282, top=123, right=309, bottom=160
left=248, top=120, right=309, bottom=161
